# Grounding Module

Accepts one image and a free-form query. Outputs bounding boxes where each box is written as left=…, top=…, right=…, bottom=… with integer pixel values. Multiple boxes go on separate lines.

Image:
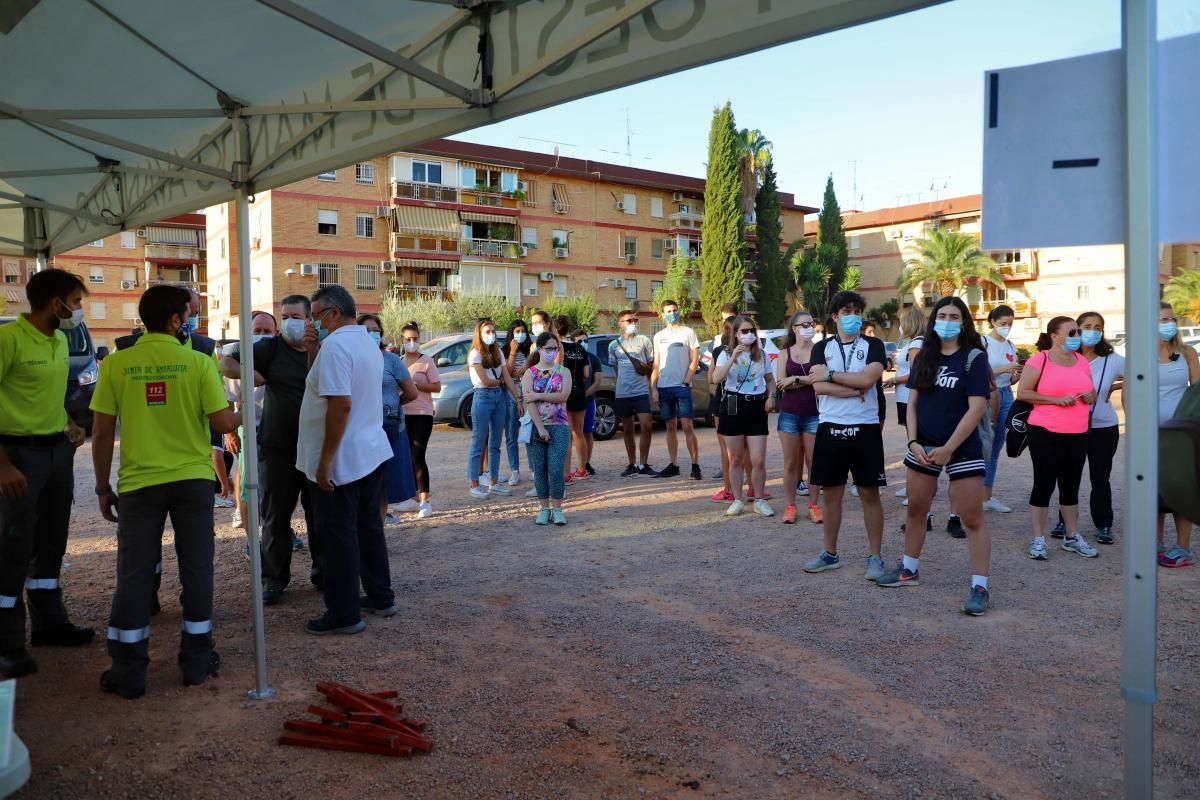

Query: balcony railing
left=667, top=211, right=703, bottom=230
left=144, top=243, right=201, bottom=261
left=389, top=284, right=450, bottom=299
left=996, top=261, right=1036, bottom=280
left=391, top=233, right=460, bottom=255
left=391, top=180, right=458, bottom=204
left=460, top=187, right=522, bottom=210
left=461, top=238, right=521, bottom=261
left=972, top=299, right=1037, bottom=319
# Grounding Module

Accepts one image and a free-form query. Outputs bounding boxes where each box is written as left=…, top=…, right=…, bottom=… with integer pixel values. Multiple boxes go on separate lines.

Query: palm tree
left=897, top=227, right=1006, bottom=300
left=736, top=128, right=772, bottom=217
left=1164, top=269, right=1200, bottom=323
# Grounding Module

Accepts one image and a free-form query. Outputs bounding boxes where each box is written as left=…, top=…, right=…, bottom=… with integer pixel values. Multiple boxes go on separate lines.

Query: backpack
left=965, top=348, right=994, bottom=457
left=1160, top=381, right=1200, bottom=522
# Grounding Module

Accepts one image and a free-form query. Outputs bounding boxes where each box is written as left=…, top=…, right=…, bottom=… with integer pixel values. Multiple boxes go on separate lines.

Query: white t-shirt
left=893, top=336, right=923, bottom=404
left=983, top=334, right=1019, bottom=389
left=296, top=325, right=392, bottom=485
left=468, top=347, right=507, bottom=389
left=653, top=325, right=700, bottom=388
left=716, top=349, right=769, bottom=395
left=1088, top=353, right=1125, bottom=428
left=809, top=335, right=888, bottom=426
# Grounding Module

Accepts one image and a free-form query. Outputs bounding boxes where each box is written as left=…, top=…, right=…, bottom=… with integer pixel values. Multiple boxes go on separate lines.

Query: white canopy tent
left=0, top=1, right=1163, bottom=796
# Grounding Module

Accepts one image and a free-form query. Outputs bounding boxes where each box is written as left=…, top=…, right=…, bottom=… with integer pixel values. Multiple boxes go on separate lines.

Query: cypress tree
left=815, top=176, right=848, bottom=323
left=699, top=102, right=745, bottom=333
left=751, top=159, right=788, bottom=327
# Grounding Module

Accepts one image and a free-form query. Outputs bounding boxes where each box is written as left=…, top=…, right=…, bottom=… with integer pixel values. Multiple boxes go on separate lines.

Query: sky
left=452, top=0, right=1199, bottom=213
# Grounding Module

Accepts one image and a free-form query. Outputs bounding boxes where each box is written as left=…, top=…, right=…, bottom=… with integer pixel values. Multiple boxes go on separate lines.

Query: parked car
left=425, top=332, right=508, bottom=428
left=884, top=341, right=898, bottom=371
left=0, top=316, right=98, bottom=433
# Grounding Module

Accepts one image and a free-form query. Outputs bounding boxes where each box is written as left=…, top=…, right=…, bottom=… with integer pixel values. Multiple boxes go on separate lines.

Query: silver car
left=423, top=332, right=508, bottom=428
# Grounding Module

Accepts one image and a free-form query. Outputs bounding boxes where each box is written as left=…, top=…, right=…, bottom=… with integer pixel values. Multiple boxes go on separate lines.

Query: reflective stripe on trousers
left=25, top=578, right=60, bottom=590
left=0, top=595, right=17, bottom=609
left=182, top=619, right=212, bottom=635
left=107, top=625, right=150, bottom=644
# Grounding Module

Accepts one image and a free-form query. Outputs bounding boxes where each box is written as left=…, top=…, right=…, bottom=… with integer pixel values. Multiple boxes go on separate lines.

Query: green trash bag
left=1160, top=382, right=1200, bottom=523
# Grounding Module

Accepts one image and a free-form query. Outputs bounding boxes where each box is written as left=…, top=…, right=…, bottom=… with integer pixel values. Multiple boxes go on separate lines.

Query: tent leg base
left=248, top=687, right=278, bottom=700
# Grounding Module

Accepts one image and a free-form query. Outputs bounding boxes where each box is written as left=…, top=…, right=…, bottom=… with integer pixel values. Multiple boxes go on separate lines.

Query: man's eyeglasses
left=793, top=322, right=815, bottom=329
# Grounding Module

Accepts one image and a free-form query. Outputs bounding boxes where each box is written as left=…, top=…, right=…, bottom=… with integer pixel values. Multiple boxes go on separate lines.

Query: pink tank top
left=1027, top=351, right=1093, bottom=434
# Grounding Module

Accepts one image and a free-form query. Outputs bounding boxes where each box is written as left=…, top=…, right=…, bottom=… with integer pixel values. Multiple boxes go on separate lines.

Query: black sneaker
left=654, top=464, right=680, bottom=479
left=263, top=587, right=284, bottom=606
left=0, top=649, right=37, bottom=679
left=946, top=515, right=966, bottom=539
left=620, top=464, right=639, bottom=478
left=31, top=622, right=95, bottom=647
left=310, top=569, right=324, bottom=590
left=900, top=513, right=933, bottom=534
left=585, top=462, right=597, bottom=476
left=1096, top=527, right=1114, bottom=545
left=360, top=597, right=398, bottom=618
left=963, top=585, right=990, bottom=616
left=876, top=566, right=921, bottom=588
left=182, top=652, right=222, bottom=687
left=292, top=534, right=304, bottom=551
left=100, top=669, right=145, bottom=699
left=636, top=464, right=657, bottom=478
left=305, top=615, right=366, bottom=636
left=1050, top=520, right=1067, bottom=539
left=689, top=464, right=702, bottom=481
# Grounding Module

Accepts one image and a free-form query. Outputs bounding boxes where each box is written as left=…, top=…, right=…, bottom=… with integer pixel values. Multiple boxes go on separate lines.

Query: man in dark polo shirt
left=221, top=294, right=319, bottom=605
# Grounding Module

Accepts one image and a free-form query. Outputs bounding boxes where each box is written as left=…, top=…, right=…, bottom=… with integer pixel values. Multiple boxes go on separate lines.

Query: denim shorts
left=778, top=411, right=820, bottom=435
left=657, top=385, right=693, bottom=420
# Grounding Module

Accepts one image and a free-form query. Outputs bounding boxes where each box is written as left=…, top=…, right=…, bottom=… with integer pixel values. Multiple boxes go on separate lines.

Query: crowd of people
left=0, top=270, right=1194, bottom=693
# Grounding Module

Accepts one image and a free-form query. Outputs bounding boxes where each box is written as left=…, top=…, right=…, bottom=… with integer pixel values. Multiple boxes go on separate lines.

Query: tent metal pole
left=232, top=114, right=276, bottom=701
left=1121, top=0, right=1157, bottom=796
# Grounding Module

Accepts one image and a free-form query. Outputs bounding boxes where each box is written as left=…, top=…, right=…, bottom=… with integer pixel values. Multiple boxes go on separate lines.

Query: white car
left=701, top=328, right=782, bottom=370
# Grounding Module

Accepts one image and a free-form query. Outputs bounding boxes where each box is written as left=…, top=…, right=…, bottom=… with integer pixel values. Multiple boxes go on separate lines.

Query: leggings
left=1028, top=425, right=1089, bottom=508
left=405, top=414, right=433, bottom=495
left=526, top=424, right=570, bottom=501
left=1056, top=424, right=1120, bottom=529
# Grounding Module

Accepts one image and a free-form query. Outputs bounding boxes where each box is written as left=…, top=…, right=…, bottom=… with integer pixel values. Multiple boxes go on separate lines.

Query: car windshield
left=65, top=324, right=91, bottom=356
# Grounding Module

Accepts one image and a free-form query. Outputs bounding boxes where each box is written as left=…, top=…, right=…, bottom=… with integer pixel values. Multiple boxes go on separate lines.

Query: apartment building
left=203, top=140, right=814, bottom=338
left=1, top=214, right=206, bottom=349
left=805, top=195, right=1190, bottom=344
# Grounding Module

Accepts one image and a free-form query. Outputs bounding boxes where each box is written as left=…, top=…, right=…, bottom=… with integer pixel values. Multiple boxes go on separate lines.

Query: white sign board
left=982, top=32, right=1200, bottom=249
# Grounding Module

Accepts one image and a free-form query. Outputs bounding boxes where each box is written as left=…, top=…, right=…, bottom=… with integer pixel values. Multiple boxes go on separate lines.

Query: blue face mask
left=1081, top=330, right=1103, bottom=347
left=180, top=317, right=197, bottom=337
left=933, top=320, right=961, bottom=340
left=514, top=331, right=528, bottom=344
left=1160, top=322, right=1178, bottom=341
left=482, top=332, right=497, bottom=346
left=1063, top=336, right=1082, bottom=352
left=839, top=314, right=863, bottom=335
left=663, top=311, right=679, bottom=324
left=313, top=318, right=329, bottom=343
left=369, top=330, right=382, bottom=346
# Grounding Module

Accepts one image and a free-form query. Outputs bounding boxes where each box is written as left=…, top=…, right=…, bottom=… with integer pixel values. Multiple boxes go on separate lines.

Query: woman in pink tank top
left=1017, top=316, right=1098, bottom=561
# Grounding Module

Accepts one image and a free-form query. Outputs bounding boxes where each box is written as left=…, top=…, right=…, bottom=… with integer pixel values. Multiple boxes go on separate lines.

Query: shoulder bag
left=1005, top=352, right=1047, bottom=458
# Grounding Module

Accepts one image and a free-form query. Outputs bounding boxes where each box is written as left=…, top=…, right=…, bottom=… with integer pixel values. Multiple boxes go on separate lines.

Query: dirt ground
left=9, top=395, right=1200, bottom=799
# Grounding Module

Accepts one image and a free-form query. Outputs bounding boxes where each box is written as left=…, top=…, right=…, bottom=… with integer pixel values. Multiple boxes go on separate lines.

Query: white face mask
left=403, top=341, right=418, bottom=354
left=56, top=301, right=85, bottom=331
left=798, top=327, right=816, bottom=341
left=531, top=323, right=545, bottom=336
left=994, top=326, right=1012, bottom=339
left=281, top=317, right=306, bottom=343
left=251, top=333, right=269, bottom=344
left=482, top=332, right=497, bottom=346
left=624, top=323, right=638, bottom=335
left=738, top=332, right=757, bottom=346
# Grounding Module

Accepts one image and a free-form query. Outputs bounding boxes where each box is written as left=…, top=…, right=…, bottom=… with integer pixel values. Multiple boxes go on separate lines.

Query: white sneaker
left=469, top=486, right=490, bottom=499
left=1062, top=533, right=1099, bottom=558
left=983, top=498, right=1012, bottom=513
left=231, top=510, right=244, bottom=529
left=753, top=499, right=774, bottom=517
left=797, top=481, right=809, bottom=497
left=394, top=498, right=420, bottom=513
left=1029, top=537, right=1049, bottom=560
left=507, top=471, right=520, bottom=486
left=849, top=484, right=859, bottom=497
left=525, top=486, right=539, bottom=497
left=725, top=499, right=745, bottom=516
left=895, top=487, right=907, bottom=498
left=901, top=498, right=909, bottom=507
left=489, top=483, right=512, bottom=496
left=417, top=502, right=433, bottom=518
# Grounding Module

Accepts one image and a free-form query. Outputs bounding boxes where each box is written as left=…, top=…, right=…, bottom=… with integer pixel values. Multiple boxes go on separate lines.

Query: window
left=88, top=266, right=104, bottom=284
left=355, top=163, right=375, bottom=184
left=317, top=170, right=336, bottom=181
left=551, top=229, right=568, bottom=252
left=122, top=267, right=137, bottom=283
left=3, top=261, right=18, bottom=284
left=1076, top=283, right=1090, bottom=301
left=317, top=209, right=338, bottom=236
left=355, top=264, right=377, bottom=290
left=521, top=227, right=539, bottom=248
left=89, top=301, right=106, bottom=320
left=413, top=160, right=443, bottom=184
left=522, top=274, right=538, bottom=296
left=996, top=250, right=1022, bottom=264
left=651, top=280, right=663, bottom=296
left=219, top=237, right=226, bottom=258
left=500, top=172, right=518, bottom=193
left=651, top=238, right=664, bottom=259
left=624, top=279, right=638, bottom=300
left=122, top=302, right=138, bottom=320
left=622, top=234, right=637, bottom=260
left=650, top=197, right=663, bottom=218
left=91, top=239, right=104, bottom=247
left=355, top=213, right=374, bottom=238
left=120, top=231, right=137, bottom=249
left=318, top=263, right=340, bottom=287
left=518, top=179, right=536, bottom=203
left=622, top=193, right=637, bottom=214
left=678, top=204, right=690, bottom=214
left=849, top=235, right=861, bottom=250
left=553, top=276, right=568, bottom=298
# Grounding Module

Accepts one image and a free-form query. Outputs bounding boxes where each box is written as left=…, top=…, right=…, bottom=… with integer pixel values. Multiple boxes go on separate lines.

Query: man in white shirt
left=650, top=300, right=702, bottom=480
left=802, top=291, right=889, bottom=581
left=296, top=286, right=395, bottom=635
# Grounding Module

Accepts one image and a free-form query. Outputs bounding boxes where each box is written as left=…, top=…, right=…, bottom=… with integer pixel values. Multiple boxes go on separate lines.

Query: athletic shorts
left=615, top=394, right=651, bottom=419
left=778, top=411, right=819, bottom=436
left=904, top=438, right=986, bottom=481
left=658, top=385, right=693, bottom=421
left=810, top=422, right=886, bottom=488
left=583, top=398, right=596, bottom=434
left=896, top=401, right=908, bottom=428
left=566, top=384, right=588, bottom=412
left=717, top=393, right=769, bottom=437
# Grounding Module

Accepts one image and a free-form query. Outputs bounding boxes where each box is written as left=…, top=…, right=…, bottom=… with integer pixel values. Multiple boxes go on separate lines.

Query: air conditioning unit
left=135, top=228, right=146, bottom=237
left=539, top=271, right=555, bottom=282
left=300, top=263, right=319, bottom=277
left=671, top=191, right=683, bottom=202
left=375, top=205, right=391, bottom=218
left=120, top=280, right=136, bottom=290
left=519, top=245, right=529, bottom=257
left=380, top=260, right=396, bottom=273
left=611, top=279, right=625, bottom=289
left=615, top=201, right=625, bottom=211
left=888, top=228, right=903, bottom=240
left=624, top=254, right=635, bottom=264
left=523, top=287, right=538, bottom=296
left=518, top=180, right=529, bottom=192
left=552, top=202, right=567, bottom=214
left=553, top=247, right=568, bottom=258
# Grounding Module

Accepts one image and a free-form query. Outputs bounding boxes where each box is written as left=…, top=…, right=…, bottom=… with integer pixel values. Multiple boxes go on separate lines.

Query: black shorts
left=904, top=438, right=986, bottom=480
left=716, top=393, right=769, bottom=437
left=810, top=422, right=886, bottom=488
left=615, top=394, right=651, bottom=419
left=896, top=401, right=907, bottom=427
left=566, top=385, right=588, bottom=412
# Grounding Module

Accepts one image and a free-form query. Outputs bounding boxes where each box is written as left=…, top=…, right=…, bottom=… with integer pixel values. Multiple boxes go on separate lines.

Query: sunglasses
left=1064, top=329, right=1081, bottom=337
left=738, top=328, right=757, bottom=335
left=792, top=322, right=815, bottom=329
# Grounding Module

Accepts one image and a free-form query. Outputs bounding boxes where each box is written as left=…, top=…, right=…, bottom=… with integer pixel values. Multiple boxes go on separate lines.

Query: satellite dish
left=552, top=145, right=559, bottom=159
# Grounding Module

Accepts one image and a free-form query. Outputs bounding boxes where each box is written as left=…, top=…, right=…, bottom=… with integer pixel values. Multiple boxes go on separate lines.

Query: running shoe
left=864, top=554, right=885, bottom=582
left=1062, top=533, right=1099, bottom=558
left=963, top=585, right=990, bottom=616
left=946, top=515, right=966, bottom=539
left=1050, top=519, right=1066, bottom=539
left=712, top=468, right=723, bottom=481
left=1158, top=545, right=1194, bottom=568
left=848, top=484, right=859, bottom=497
left=753, top=499, right=774, bottom=517
left=900, top=513, right=933, bottom=534
left=689, top=464, right=703, bottom=481
left=1096, top=527, right=1114, bottom=545
left=304, top=616, right=366, bottom=636
left=231, top=510, right=244, bottom=529
left=876, top=565, right=920, bottom=587
left=983, top=498, right=1012, bottom=513
left=360, top=597, right=399, bottom=618
left=725, top=499, right=744, bottom=517
left=585, top=463, right=596, bottom=476
left=710, top=489, right=735, bottom=503
left=571, top=467, right=589, bottom=481
left=654, top=464, right=681, bottom=479
left=782, top=504, right=798, bottom=524
left=384, top=513, right=402, bottom=525
left=895, top=486, right=907, bottom=498
left=214, top=496, right=235, bottom=509
left=636, top=464, right=657, bottom=478
left=489, top=483, right=512, bottom=496
left=551, top=508, right=567, bottom=526
left=746, top=489, right=772, bottom=500
left=535, top=508, right=551, bottom=525
left=1029, top=537, right=1049, bottom=560
left=525, top=486, right=539, bottom=497
left=807, top=504, right=823, bottom=524
left=564, top=473, right=575, bottom=486
left=417, top=502, right=433, bottom=519
left=469, top=485, right=490, bottom=499
left=507, top=472, right=521, bottom=486
left=292, top=533, right=304, bottom=551
left=620, top=464, right=639, bottom=478
left=803, top=550, right=841, bottom=573
left=797, top=481, right=809, bottom=497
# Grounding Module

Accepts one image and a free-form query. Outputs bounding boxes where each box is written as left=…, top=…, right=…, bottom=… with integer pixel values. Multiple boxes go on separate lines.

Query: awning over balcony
left=396, top=258, right=455, bottom=271
left=460, top=211, right=518, bottom=225
left=393, top=206, right=460, bottom=238
left=144, top=225, right=199, bottom=246
left=551, top=183, right=571, bottom=214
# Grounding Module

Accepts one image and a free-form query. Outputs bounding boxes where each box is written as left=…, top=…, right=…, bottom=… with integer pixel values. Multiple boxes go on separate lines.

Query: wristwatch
left=827, top=370, right=836, bottom=383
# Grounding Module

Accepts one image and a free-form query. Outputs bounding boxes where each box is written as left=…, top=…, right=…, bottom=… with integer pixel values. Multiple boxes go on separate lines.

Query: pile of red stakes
left=278, top=681, right=433, bottom=757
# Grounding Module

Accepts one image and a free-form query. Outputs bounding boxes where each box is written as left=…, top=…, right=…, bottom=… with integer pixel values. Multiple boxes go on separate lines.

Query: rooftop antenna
left=625, top=108, right=634, bottom=167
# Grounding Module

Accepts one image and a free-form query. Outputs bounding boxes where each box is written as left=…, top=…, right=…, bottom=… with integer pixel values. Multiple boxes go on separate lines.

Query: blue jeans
left=468, top=387, right=505, bottom=483
left=984, top=386, right=1014, bottom=488
left=526, top=424, right=570, bottom=501
left=658, top=385, right=693, bottom=420
left=503, top=393, right=521, bottom=473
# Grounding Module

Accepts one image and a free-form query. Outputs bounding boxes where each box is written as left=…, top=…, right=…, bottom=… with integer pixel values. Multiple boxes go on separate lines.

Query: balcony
left=460, top=187, right=523, bottom=210
left=667, top=211, right=703, bottom=231
left=144, top=243, right=201, bottom=262
left=391, top=180, right=458, bottom=204
left=461, top=238, right=522, bottom=262
left=391, top=232, right=459, bottom=256
left=972, top=299, right=1037, bottom=319
left=389, top=284, right=451, bottom=300
left=996, top=261, right=1036, bottom=280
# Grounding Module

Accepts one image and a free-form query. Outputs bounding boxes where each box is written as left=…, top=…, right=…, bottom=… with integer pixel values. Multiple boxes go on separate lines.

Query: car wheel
left=593, top=395, right=617, bottom=441
left=459, top=392, right=474, bottom=429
